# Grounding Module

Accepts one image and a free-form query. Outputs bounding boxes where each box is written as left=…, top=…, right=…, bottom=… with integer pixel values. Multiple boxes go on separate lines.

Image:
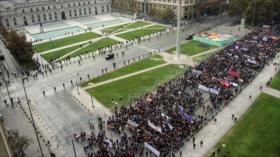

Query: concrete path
left=83, top=63, right=169, bottom=90
left=177, top=54, right=280, bottom=157
left=264, top=87, right=280, bottom=98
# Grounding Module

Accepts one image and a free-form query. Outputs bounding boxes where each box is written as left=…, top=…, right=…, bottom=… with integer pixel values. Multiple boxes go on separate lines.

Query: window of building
left=36, top=7, right=39, bottom=11
left=22, top=9, right=25, bottom=13
left=107, top=5, right=109, bottom=12
left=43, top=13, right=46, bottom=21
left=102, top=5, right=104, bottom=13
left=89, top=7, right=91, bottom=14
left=49, top=13, right=52, bottom=20
left=95, top=6, right=97, bottom=15
left=31, top=15, right=35, bottom=23
left=79, top=8, right=82, bottom=15
left=84, top=8, right=86, bottom=15
left=68, top=3, right=71, bottom=7
left=42, top=7, right=45, bottom=11
left=48, top=6, right=50, bottom=10
left=30, top=8, right=33, bottom=12
left=13, top=17, right=17, bottom=25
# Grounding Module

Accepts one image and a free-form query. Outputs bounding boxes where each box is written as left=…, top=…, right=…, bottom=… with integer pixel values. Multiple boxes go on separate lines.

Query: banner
left=247, top=59, right=257, bottom=64
left=144, top=142, right=160, bottom=157
left=230, top=82, right=238, bottom=87
left=192, top=69, right=203, bottom=75
left=148, top=121, right=162, bottom=133
left=161, top=113, right=171, bottom=120
left=209, top=88, right=220, bottom=94
left=228, top=71, right=240, bottom=77
left=127, top=120, right=139, bottom=127
left=104, top=139, right=113, bottom=148
left=198, top=84, right=210, bottom=92
left=178, top=106, right=193, bottom=122
left=199, top=84, right=220, bottom=95
left=219, top=80, right=230, bottom=88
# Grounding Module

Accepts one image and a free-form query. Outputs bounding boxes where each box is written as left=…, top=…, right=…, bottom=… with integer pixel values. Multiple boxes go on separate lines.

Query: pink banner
left=228, top=71, right=240, bottom=77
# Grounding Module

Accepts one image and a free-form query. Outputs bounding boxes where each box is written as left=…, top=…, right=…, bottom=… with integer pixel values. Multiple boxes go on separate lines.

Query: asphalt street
left=0, top=15, right=234, bottom=157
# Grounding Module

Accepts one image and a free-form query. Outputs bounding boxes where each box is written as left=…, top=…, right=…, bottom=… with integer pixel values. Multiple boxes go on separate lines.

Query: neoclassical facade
left=0, top=0, right=112, bottom=29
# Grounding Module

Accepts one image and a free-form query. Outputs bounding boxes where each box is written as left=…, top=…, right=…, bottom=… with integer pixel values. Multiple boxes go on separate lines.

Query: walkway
left=264, top=87, right=280, bottom=98
left=177, top=54, right=280, bottom=157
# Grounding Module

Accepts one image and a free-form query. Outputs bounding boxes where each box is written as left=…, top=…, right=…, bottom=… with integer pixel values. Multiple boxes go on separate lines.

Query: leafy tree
left=0, top=27, right=34, bottom=69
left=229, top=0, right=280, bottom=25
left=7, top=130, right=32, bottom=157
left=160, top=7, right=176, bottom=23
left=6, top=31, right=34, bottom=65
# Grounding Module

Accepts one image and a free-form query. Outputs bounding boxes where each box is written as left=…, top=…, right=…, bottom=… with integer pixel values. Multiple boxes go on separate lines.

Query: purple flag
left=178, top=106, right=193, bottom=122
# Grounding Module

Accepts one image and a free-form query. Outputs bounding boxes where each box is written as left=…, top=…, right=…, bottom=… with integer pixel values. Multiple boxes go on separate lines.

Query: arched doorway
left=61, top=11, right=66, bottom=20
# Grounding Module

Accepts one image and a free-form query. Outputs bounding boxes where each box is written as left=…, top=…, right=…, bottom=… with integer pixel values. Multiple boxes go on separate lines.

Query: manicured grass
left=81, top=55, right=165, bottom=87
left=211, top=93, right=280, bottom=157
left=117, top=24, right=167, bottom=40
left=269, top=72, right=280, bottom=91
left=69, top=38, right=118, bottom=58
left=193, top=51, right=217, bottom=62
left=88, top=64, right=185, bottom=108
left=123, top=21, right=151, bottom=29
left=33, top=32, right=100, bottom=52
left=101, top=21, right=151, bottom=34
left=41, top=44, right=82, bottom=62
left=102, top=23, right=130, bottom=33
left=167, top=40, right=217, bottom=56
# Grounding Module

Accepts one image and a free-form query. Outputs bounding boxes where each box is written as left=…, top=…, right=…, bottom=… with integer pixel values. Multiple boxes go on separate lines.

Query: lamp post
left=76, top=81, right=80, bottom=95
left=71, top=140, right=77, bottom=157
left=176, top=0, right=182, bottom=60
left=22, top=78, right=44, bottom=157
left=0, top=63, right=13, bottom=106
left=90, top=92, right=94, bottom=109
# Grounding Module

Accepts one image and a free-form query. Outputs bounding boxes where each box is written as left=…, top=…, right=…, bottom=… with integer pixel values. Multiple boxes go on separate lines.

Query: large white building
left=0, top=0, right=111, bottom=29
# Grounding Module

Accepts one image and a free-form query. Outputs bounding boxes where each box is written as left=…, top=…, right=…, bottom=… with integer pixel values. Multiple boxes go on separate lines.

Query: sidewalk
left=264, top=87, right=280, bottom=98
left=177, top=54, right=280, bottom=157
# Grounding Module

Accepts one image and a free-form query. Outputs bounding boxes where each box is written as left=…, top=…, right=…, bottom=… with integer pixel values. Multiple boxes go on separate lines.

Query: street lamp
left=75, top=81, right=80, bottom=95
left=90, top=92, right=94, bottom=109
left=21, top=78, right=44, bottom=157
left=176, top=0, right=182, bottom=60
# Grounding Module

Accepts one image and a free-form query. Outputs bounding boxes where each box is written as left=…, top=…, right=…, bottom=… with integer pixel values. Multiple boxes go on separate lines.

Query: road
left=0, top=15, right=234, bottom=157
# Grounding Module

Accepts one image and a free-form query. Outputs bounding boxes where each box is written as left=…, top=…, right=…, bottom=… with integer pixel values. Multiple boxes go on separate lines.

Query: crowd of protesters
left=73, top=24, right=280, bottom=157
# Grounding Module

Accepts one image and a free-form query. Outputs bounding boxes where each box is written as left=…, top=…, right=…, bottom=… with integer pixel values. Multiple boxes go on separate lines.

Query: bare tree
left=7, top=130, right=32, bottom=157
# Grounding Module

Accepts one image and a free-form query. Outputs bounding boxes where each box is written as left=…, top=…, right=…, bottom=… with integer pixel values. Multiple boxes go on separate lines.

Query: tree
left=7, top=130, right=32, bottom=157
left=229, top=0, right=280, bottom=25
left=160, top=7, right=176, bottom=24
left=1, top=27, right=34, bottom=69
left=148, top=7, right=157, bottom=17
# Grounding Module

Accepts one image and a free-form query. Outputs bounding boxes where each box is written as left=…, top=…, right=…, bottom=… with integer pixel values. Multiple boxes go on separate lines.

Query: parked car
left=185, top=33, right=194, bottom=40
left=105, top=53, right=114, bottom=60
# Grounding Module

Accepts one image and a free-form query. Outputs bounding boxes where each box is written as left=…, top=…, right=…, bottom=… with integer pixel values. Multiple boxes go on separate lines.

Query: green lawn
left=102, top=23, right=130, bottom=34
left=81, top=55, right=165, bottom=87
left=193, top=50, right=217, bottom=62
left=101, top=21, right=151, bottom=34
left=69, top=38, right=118, bottom=58
left=87, top=64, right=185, bottom=108
left=33, top=32, right=100, bottom=52
left=117, top=24, right=167, bottom=40
left=269, top=72, right=280, bottom=91
left=211, top=93, right=280, bottom=157
left=167, top=40, right=217, bottom=56
left=41, top=44, right=82, bottom=62
left=123, top=21, right=151, bottom=29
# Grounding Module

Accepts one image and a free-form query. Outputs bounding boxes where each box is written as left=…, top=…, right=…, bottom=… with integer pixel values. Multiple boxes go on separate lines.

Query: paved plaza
left=1, top=12, right=279, bottom=157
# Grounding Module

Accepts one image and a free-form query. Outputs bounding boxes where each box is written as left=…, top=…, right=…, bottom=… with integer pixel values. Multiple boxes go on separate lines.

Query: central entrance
left=61, top=11, right=66, bottom=20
